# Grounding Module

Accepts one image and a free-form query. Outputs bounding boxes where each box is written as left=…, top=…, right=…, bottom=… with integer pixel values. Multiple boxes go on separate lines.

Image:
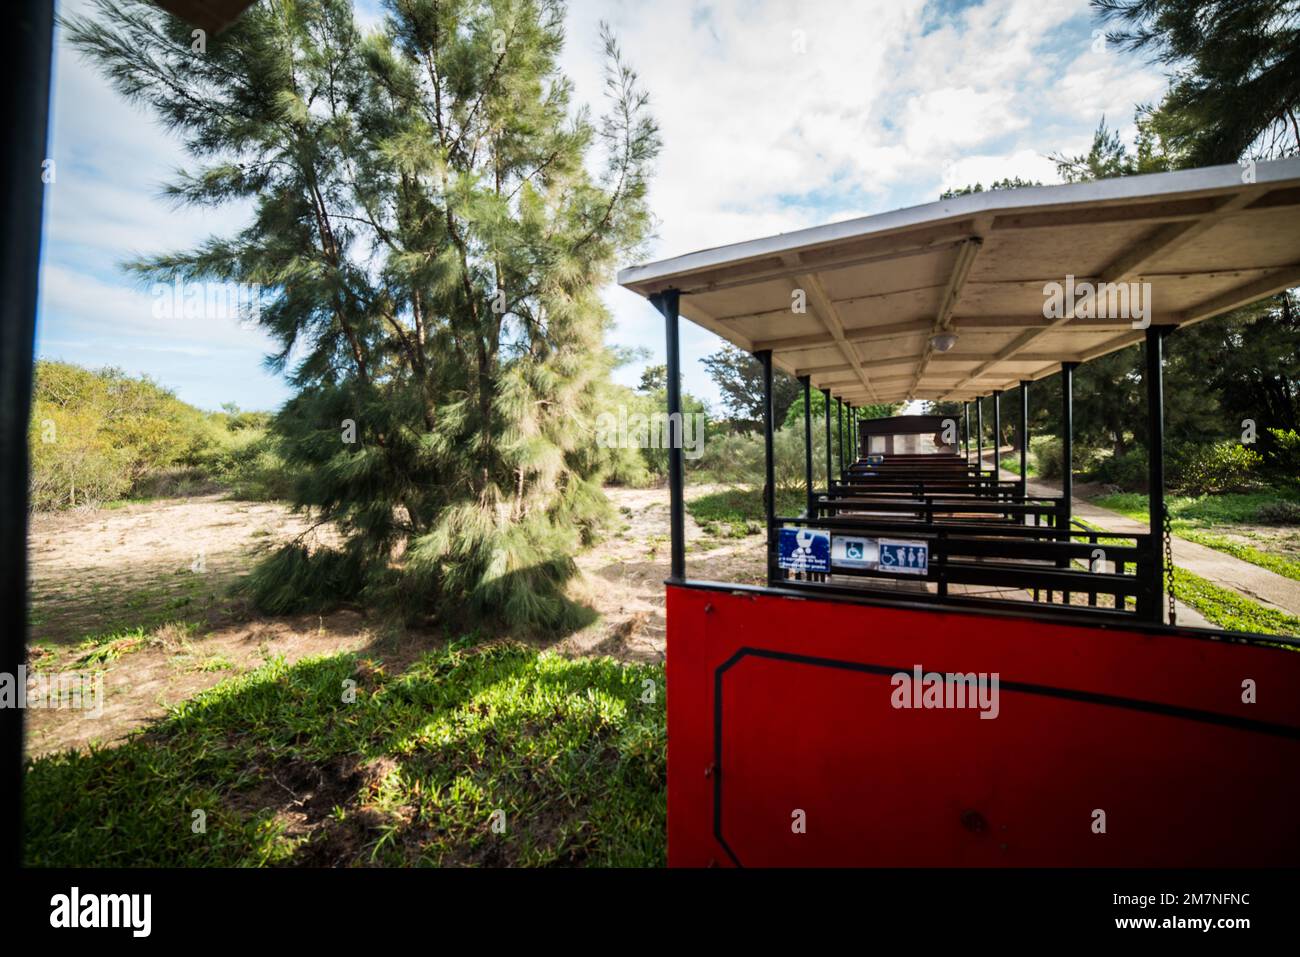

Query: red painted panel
left=666, top=584, right=1300, bottom=867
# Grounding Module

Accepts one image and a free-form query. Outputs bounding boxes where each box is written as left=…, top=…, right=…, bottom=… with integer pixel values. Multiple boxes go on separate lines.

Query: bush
left=692, top=425, right=828, bottom=492
left=27, top=361, right=287, bottom=510
left=1172, top=441, right=1264, bottom=495
left=1030, top=436, right=1063, bottom=479
left=28, top=405, right=131, bottom=510
left=591, top=383, right=707, bottom=488
left=1256, top=500, right=1300, bottom=525
left=1092, top=448, right=1149, bottom=491
left=1261, top=428, right=1300, bottom=484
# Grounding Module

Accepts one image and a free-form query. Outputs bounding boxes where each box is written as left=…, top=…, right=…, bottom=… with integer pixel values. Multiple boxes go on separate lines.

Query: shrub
left=28, top=404, right=131, bottom=509
left=1261, top=428, right=1300, bottom=484
left=1092, top=448, right=1149, bottom=491
left=593, top=383, right=705, bottom=487
left=1030, top=436, right=1063, bottom=479
left=1172, top=441, right=1263, bottom=495
left=27, top=361, right=288, bottom=509
left=1256, top=500, right=1300, bottom=525
left=692, top=425, right=828, bottom=492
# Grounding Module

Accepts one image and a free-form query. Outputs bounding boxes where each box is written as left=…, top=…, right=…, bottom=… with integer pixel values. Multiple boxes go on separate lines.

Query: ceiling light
left=930, top=332, right=959, bottom=353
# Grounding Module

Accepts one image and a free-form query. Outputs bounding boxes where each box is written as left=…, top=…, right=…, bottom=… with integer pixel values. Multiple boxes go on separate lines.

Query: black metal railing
left=771, top=510, right=1158, bottom=621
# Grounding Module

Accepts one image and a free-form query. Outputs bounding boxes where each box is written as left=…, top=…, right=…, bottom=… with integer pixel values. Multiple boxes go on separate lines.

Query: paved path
left=972, top=447, right=1300, bottom=624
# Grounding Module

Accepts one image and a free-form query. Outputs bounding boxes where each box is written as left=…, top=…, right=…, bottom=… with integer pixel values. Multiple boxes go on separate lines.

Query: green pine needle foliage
left=65, top=0, right=659, bottom=631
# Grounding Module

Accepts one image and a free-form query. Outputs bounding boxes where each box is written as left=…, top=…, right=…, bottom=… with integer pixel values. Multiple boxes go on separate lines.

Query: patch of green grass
left=1171, top=567, right=1300, bottom=637
left=67, top=620, right=203, bottom=668
left=1176, top=529, right=1300, bottom=582
left=1070, top=517, right=1135, bottom=548
left=1070, top=519, right=1296, bottom=635
left=24, top=641, right=666, bottom=867
left=1094, top=490, right=1300, bottom=583
left=192, top=654, right=236, bottom=673
left=688, top=487, right=806, bottom=538
left=72, top=627, right=150, bottom=666
left=999, top=455, right=1035, bottom=477
left=1095, top=490, right=1300, bottom=528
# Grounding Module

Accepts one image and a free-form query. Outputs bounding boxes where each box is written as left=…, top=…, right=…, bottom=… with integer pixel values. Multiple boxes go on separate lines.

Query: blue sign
left=778, top=527, right=831, bottom=574
left=878, top=539, right=929, bottom=575
left=832, top=534, right=879, bottom=568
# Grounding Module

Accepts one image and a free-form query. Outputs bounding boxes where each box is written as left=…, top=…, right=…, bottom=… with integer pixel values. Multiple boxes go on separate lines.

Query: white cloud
left=940, top=148, right=1061, bottom=194
left=38, top=263, right=277, bottom=351
left=562, top=0, right=1168, bottom=404
left=901, top=86, right=1024, bottom=156
left=40, top=0, right=1170, bottom=410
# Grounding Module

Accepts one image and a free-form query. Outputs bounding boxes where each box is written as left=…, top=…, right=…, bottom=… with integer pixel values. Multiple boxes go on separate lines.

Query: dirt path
left=24, top=486, right=764, bottom=757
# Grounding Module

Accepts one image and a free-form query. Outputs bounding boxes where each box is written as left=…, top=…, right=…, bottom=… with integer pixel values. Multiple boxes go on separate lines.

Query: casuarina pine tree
left=65, top=0, right=660, bottom=629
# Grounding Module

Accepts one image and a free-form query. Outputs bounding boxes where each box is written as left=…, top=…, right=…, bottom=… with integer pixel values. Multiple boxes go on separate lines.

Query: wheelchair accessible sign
left=832, top=535, right=928, bottom=575
left=778, top=527, right=831, bottom=574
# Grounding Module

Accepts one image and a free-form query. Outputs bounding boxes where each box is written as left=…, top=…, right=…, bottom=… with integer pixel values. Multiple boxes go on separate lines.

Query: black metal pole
left=963, top=402, right=970, bottom=462
left=976, top=397, right=984, bottom=472
left=837, top=398, right=844, bottom=479
left=993, top=390, right=1002, bottom=478
left=651, top=290, right=685, bottom=582
left=1145, top=328, right=1167, bottom=623
left=759, top=350, right=777, bottom=585
left=1019, top=380, right=1029, bottom=502
left=1060, top=363, right=1076, bottom=604
left=823, top=388, right=832, bottom=491
left=801, top=375, right=813, bottom=517
left=846, top=405, right=852, bottom=464
left=2, top=0, right=55, bottom=870
left=1061, top=363, right=1075, bottom=531
left=842, top=403, right=852, bottom=462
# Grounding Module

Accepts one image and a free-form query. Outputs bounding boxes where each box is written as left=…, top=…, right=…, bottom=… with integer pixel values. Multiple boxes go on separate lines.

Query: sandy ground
left=34, top=466, right=1289, bottom=758
left=24, top=486, right=762, bottom=758
left=554, top=484, right=766, bottom=662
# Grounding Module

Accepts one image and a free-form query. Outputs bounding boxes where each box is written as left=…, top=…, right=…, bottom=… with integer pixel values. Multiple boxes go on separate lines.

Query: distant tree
left=940, top=176, right=1042, bottom=200
left=638, top=364, right=667, bottom=393
left=1174, top=291, right=1300, bottom=437
left=701, top=344, right=800, bottom=431
left=1049, top=115, right=1171, bottom=182
left=786, top=391, right=898, bottom=429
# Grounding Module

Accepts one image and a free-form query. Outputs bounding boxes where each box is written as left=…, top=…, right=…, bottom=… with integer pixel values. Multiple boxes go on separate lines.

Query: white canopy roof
left=618, top=159, right=1300, bottom=404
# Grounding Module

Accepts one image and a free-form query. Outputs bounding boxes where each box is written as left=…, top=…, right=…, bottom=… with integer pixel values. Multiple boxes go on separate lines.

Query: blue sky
left=37, top=0, right=1168, bottom=412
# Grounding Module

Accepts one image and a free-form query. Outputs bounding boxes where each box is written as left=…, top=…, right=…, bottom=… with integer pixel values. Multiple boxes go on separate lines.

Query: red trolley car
left=619, top=160, right=1300, bottom=867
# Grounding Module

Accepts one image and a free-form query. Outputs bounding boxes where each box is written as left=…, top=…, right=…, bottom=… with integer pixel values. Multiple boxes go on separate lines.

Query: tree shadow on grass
left=24, top=641, right=665, bottom=868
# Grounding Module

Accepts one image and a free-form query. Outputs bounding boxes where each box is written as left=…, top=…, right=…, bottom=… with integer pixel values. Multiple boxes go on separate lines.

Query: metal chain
left=1163, top=503, right=1177, bottom=626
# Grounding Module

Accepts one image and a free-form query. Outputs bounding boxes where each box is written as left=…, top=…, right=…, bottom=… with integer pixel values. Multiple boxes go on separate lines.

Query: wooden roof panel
left=621, top=159, right=1300, bottom=403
